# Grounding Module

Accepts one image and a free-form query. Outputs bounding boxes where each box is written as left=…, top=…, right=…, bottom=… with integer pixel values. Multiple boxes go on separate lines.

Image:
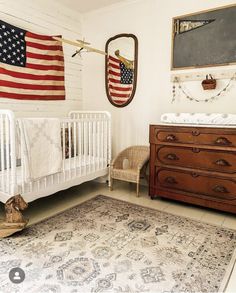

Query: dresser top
left=153, top=123, right=236, bottom=129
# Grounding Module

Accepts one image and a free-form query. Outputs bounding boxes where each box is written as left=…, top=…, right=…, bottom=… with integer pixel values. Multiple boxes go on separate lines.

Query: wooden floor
left=0, top=180, right=235, bottom=292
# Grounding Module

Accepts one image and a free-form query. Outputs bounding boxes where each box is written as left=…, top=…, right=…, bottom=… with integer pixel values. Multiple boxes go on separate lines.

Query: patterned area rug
left=0, top=195, right=236, bottom=293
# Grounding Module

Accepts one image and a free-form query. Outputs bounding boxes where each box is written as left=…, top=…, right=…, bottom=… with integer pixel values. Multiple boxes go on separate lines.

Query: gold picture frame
left=171, top=4, right=236, bottom=70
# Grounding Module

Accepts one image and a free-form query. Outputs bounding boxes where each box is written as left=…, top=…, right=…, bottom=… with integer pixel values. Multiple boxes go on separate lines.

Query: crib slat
left=88, top=120, right=92, bottom=173
left=68, top=122, right=72, bottom=179
left=108, top=118, right=111, bottom=165
left=104, top=120, right=108, bottom=168
left=97, top=117, right=100, bottom=170
left=84, top=121, right=87, bottom=175
left=5, top=117, right=10, bottom=194
left=73, top=120, right=77, bottom=176
left=91, top=117, right=94, bottom=170
left=20, top=124, right=25, bottom=194
left=29, top=181, right=33, bottom=193
left=0, top=115, right=5, bottom=192
left=62, top=122, right=66, bottom=180
left=78, top=121, right=82, bottom=176
left=101, top=120, right=104, bottom=169
left=0, top=113, right=16, bottom=195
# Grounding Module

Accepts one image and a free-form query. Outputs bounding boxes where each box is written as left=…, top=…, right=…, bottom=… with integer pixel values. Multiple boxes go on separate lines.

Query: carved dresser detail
left=149, top=124, right=236, bottom=213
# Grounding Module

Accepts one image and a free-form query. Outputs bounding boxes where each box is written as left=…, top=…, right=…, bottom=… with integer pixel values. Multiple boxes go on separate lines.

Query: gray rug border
left=18, top=194, right=236, bottom=292
left=27, top=194, right=236, bottom=233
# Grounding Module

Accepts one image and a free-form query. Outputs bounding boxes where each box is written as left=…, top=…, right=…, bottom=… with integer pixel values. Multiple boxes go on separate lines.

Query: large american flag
left=107, top=55, right=133, bottom=106
left=0, top=20, right=65, bottom=100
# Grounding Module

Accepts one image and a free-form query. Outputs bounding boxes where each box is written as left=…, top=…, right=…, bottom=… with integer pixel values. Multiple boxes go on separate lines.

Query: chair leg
left=109, top=178, right=113, bottom=191
left=136, top=182, right=139, bottom=197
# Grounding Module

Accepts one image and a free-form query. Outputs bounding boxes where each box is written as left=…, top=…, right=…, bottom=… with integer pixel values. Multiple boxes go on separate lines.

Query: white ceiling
left=56, top=0, right=128, bottom=13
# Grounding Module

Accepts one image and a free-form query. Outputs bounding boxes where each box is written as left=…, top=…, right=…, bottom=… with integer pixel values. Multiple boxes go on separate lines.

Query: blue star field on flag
left=0, top=20, right=26, bottom=67
left=120, top=62, right=133, bottom=84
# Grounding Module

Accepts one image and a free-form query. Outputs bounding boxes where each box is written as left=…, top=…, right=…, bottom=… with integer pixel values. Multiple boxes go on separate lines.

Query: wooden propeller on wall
left=53, top=36, right=107, bottom=56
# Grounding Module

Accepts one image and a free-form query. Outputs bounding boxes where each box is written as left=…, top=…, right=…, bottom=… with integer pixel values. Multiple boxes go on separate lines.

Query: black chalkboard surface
left=172, top=4, right=236, bottom=69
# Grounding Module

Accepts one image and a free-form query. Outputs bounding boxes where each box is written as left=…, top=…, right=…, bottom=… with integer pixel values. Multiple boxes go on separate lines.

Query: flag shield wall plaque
left=105, top=34, right=138, bottom=107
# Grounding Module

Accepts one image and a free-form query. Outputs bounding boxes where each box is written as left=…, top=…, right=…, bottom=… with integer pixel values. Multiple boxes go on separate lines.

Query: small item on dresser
left=201, top=74, right=216, bottom=90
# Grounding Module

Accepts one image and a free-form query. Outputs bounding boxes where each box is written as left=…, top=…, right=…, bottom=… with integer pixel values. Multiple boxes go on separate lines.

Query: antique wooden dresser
left=149, top=124, right=236, bottom=213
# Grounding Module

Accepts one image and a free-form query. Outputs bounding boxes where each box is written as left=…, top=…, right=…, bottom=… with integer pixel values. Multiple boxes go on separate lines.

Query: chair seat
left=111, top=168, right=138, bottom=183
left=109, top=145, right=150, bottom=196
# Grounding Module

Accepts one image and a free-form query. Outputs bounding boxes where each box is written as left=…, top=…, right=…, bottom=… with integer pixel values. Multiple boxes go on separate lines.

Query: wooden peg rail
left=171, top=69, right=236, bottom=82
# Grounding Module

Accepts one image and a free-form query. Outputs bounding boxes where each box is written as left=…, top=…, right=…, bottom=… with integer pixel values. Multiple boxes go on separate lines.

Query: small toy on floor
left=0, top=194, right=28, bottom=238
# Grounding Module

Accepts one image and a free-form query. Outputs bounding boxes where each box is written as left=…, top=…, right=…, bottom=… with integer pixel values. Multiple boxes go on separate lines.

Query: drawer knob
left=192, top=130, right=200, bottom=136
left=212, top=185, right=229, bottom=194
left=164, top=176, right=178, bottom=184
left=214, top=159, right=231, bottom=167
left=214, top=137, right=232, bottom=146
left=165, top=134, right=177, bottom=142
left=164, top=153, right=179, bottom=161
left=191, top=172, right=199, bottom=178
left=192, top=148, right=200, bottom=153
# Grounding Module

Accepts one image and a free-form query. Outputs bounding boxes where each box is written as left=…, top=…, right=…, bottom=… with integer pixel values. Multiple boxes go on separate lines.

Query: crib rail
left=60, top=111, right=111, bottom=180
left=0, top=110, right=16, bottom=197
left=69, top=111, right=111, bottom=167
left=17, top=111, right=111, bottom=198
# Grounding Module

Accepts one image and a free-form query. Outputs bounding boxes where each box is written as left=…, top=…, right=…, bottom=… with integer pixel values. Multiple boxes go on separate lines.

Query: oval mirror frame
left=105, top=33, right=138, bottom=107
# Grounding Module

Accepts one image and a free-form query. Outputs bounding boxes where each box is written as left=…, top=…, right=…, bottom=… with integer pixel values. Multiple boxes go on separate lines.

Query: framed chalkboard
left=171, top=4, right=236, bottom=70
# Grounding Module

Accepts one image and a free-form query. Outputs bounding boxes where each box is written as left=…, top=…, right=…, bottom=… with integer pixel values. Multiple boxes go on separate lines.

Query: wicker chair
left=109, top=145, right=150, bottom=196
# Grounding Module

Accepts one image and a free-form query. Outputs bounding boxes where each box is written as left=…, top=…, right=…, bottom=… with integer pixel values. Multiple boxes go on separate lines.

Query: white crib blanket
left=161, top=113, right=236, bottom=125
left=18, top=118, right=62, bottom=181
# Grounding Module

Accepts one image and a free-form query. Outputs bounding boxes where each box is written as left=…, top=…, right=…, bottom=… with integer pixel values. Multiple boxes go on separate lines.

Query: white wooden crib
left=0, top=110, right=111, bottom=204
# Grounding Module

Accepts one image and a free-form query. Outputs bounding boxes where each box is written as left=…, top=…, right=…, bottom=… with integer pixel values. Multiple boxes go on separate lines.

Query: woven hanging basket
left=201, top=74, right=216, bottom=90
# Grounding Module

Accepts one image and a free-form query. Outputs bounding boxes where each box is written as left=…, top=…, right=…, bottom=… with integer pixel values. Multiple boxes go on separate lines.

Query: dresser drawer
left=150, top=125, right=236, bottom=148
left=156, top=146, right=236, bottom=174
left=156, top=168, right=236, bottom=201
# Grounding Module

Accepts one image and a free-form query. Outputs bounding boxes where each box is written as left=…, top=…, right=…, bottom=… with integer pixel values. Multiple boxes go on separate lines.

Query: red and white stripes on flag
left=107, top=55, right=133, bottom=105
left=0, top=21, right=65, bottom=100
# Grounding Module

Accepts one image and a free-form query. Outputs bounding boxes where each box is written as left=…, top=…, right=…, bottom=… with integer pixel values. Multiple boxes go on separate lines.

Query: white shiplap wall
left=0, top=0, right=83, bottom=117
